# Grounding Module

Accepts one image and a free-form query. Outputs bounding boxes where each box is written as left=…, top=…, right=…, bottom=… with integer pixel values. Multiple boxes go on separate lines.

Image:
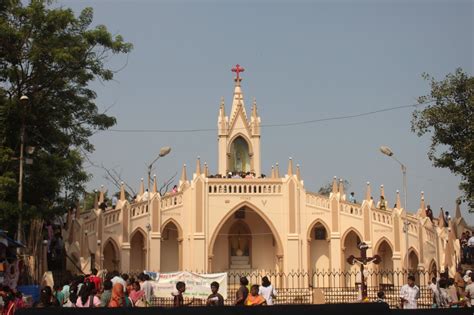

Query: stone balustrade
left=207, top=179, right=283, bottom=195
left=161, top=192, right=183, bottom=210
left=306, top=193, right=330, bottom=209
left=131, top=201, right=149, bottom=218
left=104, top=208, right=121, bottom=227
left=340, top=202, right=363, bottom=217
left=371, top=208, right=392, bottom=225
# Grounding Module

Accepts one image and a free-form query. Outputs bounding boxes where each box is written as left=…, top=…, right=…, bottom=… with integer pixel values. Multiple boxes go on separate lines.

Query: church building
left=65, top=66, right=468, bottom=280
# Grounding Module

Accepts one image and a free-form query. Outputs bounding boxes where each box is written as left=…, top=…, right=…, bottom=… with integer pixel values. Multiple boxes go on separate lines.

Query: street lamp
left=17, top=95, right=30, bottom=248
left=146, top=146, right=171, bottom=269
left=379, top=145, right=410, bottom=274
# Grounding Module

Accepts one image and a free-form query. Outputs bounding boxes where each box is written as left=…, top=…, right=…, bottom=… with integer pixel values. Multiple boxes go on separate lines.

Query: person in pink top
left=75, top=282, right=100, bottom=308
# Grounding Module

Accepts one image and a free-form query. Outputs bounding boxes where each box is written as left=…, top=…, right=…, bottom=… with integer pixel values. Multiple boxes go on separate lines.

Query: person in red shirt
left=88, top=268, right=102, bottom=292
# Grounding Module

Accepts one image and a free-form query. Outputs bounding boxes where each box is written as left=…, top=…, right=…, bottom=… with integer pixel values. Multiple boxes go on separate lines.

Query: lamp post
left=379, top=145, right=410, bottom=274
left=17, top=95, right=30, bottom=248
left=146, top=146, right=171, bottom=269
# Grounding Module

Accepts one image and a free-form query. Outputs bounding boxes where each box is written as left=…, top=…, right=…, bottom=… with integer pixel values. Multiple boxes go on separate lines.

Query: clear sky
left=58, top=0, right=473, bottom=222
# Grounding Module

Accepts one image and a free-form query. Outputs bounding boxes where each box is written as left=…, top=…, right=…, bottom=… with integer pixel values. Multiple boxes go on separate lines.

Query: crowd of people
left=425, top=267, right=474, bottom=309
left=460, top=231, right=474, bottom=264
left=0, top=271, right=280, bottom=313
left=5, top=267, right=474, bottom=313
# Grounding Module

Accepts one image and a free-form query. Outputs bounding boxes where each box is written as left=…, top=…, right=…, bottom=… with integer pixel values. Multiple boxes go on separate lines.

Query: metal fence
left=128, top=269, right=437, bottom=309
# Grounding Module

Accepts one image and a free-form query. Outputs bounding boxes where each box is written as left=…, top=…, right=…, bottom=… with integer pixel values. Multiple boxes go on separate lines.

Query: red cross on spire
left=231, top=64, right=245, bottom=81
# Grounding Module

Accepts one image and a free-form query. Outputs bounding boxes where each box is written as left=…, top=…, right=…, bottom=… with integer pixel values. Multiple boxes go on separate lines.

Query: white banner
left=145, top=271, right=228, bottom=300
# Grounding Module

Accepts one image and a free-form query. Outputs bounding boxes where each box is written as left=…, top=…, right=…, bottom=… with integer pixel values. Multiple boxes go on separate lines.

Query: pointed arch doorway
left=209, top=204, right=282, bottom=272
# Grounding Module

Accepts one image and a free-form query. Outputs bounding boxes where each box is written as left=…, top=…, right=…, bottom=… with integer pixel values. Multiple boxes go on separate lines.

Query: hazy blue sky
left=59, top=0, right=473, bottom=222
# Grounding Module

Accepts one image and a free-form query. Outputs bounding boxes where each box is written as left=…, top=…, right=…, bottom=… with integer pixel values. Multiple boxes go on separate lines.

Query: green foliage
left=412, top=68, right=474, bottom=209
left=0, top=0, right=132, bottom=232
left=318, top=179, right=350, bottom=196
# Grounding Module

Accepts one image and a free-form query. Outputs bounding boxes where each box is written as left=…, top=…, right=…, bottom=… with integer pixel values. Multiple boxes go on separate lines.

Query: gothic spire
left=287, top=157, right=293, bottom=176
left=365, top=182, right=371, bottom=201
left=180, top=164, right=187, bottom=182
left=152, top=174, right=158, bottom=193
left=332, top=176, right=338, bottom=194
left=395, top=190, right=401, bottom=209
left=120, top=182, right=126, bottom=201
left=419, top=191, right=426, bottom=218
left=195, top=156, right=201, bottom=176
left=339, top=179, right=345, bottom=196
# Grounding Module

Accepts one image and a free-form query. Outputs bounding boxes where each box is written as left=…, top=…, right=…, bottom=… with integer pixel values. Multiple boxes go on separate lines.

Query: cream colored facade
left=65, top=74, right=469, bottom=278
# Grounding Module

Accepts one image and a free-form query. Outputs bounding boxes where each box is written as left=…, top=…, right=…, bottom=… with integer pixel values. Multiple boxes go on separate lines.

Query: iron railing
left=104, top=269, right=439, bottom=309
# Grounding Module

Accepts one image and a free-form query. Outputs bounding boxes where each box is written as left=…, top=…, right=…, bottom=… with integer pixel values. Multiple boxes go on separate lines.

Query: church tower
left=218, top=65, right=261, bottom=177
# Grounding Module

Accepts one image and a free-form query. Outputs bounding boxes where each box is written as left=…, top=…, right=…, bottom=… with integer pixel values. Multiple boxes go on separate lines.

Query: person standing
left=400, top=275, right=420, bottom=309
left=245, top=285, right=266, bottom=306
left=428, top=277, right=440, bottom=308
left=138, top=273, right=154, bottom=306
left=465, top=274, right=474, bottom=307
left=348, top=192, right=356, bottom=203
left=34, top=286, right=58, bottom=308
left=75, top=282, right=100, bottom=307
left=108, top=283, right=131, bottom=307
left=173, top=282, right=194, bottom=307
left=100, top=280, right=113, bottom=307
left=129, top=281, right=145, bottom=306
left=89, top=268, right=102, bottom=292
left=235, top=277, right=249, bottom=306
left=111, top=195, right=118, bottom=209
left=206, top=281, right=224, bottom=306
left=258, top=276, right=277, bottom=305
left=1, top=287, right=16, bottom=315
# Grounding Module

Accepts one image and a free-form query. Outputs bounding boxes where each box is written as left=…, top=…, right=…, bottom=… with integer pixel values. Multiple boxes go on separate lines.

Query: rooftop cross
left=231, top=64, right=245, bottom=81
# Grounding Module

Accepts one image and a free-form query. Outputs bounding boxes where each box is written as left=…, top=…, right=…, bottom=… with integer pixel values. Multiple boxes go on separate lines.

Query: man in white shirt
left=110, top=271, right=127, bottom=292
left=400, top=275, right=420, bottom=309
left=465, top=274, right=474, bottom=307
left=139, top=273, right=154, bottom=305
left=428, top=277, right=440, bottom=307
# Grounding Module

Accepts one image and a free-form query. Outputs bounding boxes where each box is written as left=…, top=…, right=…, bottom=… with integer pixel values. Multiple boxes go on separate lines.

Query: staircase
left=230, top=256, right=251, bottom=270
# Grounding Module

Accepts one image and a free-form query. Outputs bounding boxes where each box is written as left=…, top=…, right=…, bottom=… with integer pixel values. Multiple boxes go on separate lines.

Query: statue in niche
left=229, top=221, right=250, bottom=257
left=230, top=137, right=250, bottom=173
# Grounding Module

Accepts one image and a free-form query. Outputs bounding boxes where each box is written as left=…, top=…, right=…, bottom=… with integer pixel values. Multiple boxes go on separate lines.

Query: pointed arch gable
left=130, top=227, right=147, bottom=241
left=341, top=228, right=364, bottom=245
left=307, top=219, right=330, bottom=241
left=227, top=133, right=254, bottom=155
left=161, top=218, right=183, bottom=238
left=407, top=246, right=420, bottom=259
left=208, top=201, right=283, bottom=257
left=374, top=237, right=394, bottom=254
left=229, top=107, right=252, bottom=136
left=103, top=237, right=120, bottom=261
left=428, top=259, right=438, bottom=272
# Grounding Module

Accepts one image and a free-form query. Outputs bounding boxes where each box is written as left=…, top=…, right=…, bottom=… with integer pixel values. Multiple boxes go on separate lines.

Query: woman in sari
left=108, top=283, right=132, bottom=307
left=245, top=285, right=266, bottom=306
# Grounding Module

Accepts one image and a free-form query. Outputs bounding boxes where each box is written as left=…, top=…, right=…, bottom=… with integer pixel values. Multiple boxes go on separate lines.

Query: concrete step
left=231, top=256, right=250, bottom=262
left=230, top=264, right=251, bottom=269
left=231, top=260, right=250, bottom=265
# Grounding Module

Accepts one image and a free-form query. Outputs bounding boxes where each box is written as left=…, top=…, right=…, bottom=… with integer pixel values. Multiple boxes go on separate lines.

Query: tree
left=0, top=1, right=132, bottom=234
left=318, top=179, right=349, bottom=196
left=412, top=68, right=474, bottom=209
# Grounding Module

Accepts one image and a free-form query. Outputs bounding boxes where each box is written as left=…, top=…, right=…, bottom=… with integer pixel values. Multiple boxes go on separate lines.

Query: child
left=206, top=281, right=224, bottom=306
left=173, top=282, right=194, bottom=307
left=376, top=290, right=386, bottom=304
left=245, top=285, right=266, bottom=306
left=53, top=284, right=65, bottom=306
